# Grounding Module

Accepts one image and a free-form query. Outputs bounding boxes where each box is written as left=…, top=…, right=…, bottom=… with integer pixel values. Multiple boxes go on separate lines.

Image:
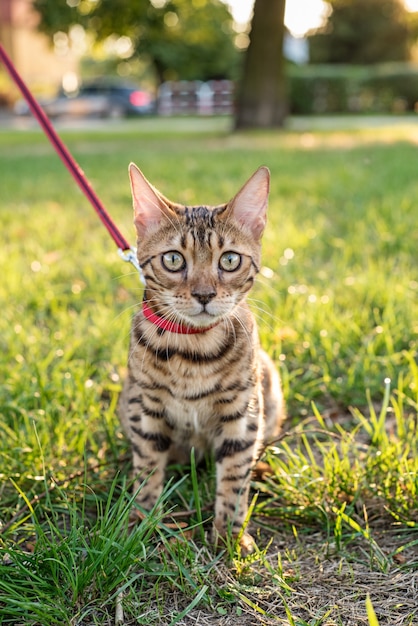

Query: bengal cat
left=119, top=164, right=285, bottom=552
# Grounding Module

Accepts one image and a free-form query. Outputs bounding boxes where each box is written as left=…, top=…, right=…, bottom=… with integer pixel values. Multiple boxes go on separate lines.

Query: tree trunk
left=235, top=0, right=287, bottom=129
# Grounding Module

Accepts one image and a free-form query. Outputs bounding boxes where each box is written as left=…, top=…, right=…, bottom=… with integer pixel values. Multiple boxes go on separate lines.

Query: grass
left=0, top=114, right=417, bottom=625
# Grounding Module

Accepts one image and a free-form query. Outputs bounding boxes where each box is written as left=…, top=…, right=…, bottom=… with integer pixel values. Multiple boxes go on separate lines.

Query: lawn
left=0, top=115, right=417, bottom=625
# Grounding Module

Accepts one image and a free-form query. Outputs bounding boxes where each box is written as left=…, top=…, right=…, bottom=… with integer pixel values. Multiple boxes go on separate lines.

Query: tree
left=33, top=0, right=239, bottom=84
left=309, top=0, right=410, bottom=64
left=235, top=0, right=287, bottom=129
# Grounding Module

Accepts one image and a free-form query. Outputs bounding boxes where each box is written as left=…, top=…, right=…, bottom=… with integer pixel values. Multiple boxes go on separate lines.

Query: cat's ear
left=129, top=163, right=175, bottom=237
left=228, top=166, right=270, bottom=239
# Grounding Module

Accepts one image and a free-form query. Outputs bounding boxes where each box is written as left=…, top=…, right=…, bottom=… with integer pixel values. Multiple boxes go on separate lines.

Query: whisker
left=247, top=297, right=285, bottom=328
left=231, top=304, right=253, bottom=349
left=112, top=269, right=141, bottom=282
left=254, top=273, right=287, bottom=295
left=222, top=315, right=237, bottom=346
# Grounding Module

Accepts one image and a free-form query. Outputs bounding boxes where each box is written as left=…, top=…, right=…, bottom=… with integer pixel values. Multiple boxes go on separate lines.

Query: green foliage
left=309, top=0, right=411, bottom=64
left=0, top=117, right=417, bottom=624
left=33, top=0, right=240, bottom=83
left=288, top=62, right=418, bottom=114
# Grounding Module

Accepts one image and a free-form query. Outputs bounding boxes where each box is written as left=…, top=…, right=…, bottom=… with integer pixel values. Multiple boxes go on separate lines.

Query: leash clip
left=118, top=247, right=145, bottom=285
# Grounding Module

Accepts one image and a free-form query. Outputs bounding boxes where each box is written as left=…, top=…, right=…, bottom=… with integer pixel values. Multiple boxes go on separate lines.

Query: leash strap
left=0, top=43, right=143, bottom=279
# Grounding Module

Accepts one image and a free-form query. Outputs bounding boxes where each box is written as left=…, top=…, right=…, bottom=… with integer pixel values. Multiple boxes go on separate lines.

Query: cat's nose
left=191, top=289, right=216, bottom=305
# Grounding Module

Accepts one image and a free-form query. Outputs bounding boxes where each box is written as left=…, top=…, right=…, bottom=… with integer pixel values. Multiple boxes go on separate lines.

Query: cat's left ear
left=228, top=166, right=270, bottom=239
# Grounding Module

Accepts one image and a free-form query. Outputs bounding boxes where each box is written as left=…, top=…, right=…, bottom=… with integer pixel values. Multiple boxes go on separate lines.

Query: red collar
left=142, top=301, right=218, bottom=334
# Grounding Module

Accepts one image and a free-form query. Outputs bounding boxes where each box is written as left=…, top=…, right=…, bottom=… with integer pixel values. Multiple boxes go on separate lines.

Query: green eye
left=161, top=251, right=185, bottom=272
left=219, top=251, right=241, bottom=272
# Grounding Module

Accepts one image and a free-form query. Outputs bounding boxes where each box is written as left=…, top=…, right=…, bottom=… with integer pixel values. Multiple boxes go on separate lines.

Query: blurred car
left=15, top=80, right=156, bottom=118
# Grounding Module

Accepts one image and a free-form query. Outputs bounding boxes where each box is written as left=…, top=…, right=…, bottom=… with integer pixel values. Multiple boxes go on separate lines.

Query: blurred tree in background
left=33, top=0, right=240, bottom=83
left=235, top=0, right=287, bottom=129
left=34, top=0, right=290, bottom=129
left=309, top=0, right=411, bottom=64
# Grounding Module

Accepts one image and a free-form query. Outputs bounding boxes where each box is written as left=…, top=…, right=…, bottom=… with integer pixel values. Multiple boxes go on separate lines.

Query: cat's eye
left=161, top=251, right=186, bottom=272
left=219, top=251, right=241, bottom=272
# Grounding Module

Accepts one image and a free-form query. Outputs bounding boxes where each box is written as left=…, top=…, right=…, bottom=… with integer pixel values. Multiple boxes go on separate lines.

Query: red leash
left=0, top=43, right=141, bottom=276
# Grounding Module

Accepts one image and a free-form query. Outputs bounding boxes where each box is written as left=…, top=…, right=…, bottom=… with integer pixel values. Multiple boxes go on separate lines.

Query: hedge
left=288, top=62, right=418, bottom=114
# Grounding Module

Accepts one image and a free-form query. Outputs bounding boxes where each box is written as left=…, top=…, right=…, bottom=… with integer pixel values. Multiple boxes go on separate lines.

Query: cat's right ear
left=129, top=163, right=175, bottom=237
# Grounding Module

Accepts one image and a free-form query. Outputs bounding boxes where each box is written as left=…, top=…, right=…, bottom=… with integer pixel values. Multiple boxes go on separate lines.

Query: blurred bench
left=158, top=80, right=234, bottom=115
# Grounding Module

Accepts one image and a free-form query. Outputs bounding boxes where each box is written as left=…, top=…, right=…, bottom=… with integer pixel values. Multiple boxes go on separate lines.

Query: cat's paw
left=211, top=523, right=256, bottom=557
left=237, top=531, right=256, bottom=556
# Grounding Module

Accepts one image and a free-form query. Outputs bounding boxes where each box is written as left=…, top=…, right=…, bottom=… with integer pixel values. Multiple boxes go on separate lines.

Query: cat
left=119, top=163, right=285, bottom=553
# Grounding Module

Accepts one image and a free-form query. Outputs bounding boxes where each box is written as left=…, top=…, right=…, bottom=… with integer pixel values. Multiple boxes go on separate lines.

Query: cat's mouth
left=182, top=297, right=237, bottom=326
left=176, top=303, right=223, bottom=329
left=165, top=298, right=233, bottom=329
left=143, top=301, right=220, bottom=334
left=188, top=309, right=219, bottom=326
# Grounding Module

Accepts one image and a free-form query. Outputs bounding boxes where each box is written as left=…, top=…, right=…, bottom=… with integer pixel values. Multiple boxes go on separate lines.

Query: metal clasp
left=118, top=247, right=145, bottom=285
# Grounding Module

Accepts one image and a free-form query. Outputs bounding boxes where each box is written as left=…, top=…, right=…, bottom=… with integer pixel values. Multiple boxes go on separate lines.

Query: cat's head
left=129, top=164, right=270, bottom=330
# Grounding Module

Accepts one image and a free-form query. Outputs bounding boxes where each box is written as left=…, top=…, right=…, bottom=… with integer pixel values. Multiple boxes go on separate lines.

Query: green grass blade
left=168, top=585, right=209, bottom=626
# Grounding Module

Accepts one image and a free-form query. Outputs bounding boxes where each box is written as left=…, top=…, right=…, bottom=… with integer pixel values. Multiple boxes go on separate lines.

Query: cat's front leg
left=130, top=434, right=170, bottom=512
left=213, top=428, right=261, bottom=554
left=121, top=387, right=172, bottom=511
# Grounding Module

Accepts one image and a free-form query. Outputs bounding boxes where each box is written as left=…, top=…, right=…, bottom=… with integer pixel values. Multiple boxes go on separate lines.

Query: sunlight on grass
left=0, top=117, right=417, bottom=625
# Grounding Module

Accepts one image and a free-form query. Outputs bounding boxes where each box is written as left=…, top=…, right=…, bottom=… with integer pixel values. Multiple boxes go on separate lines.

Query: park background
left=0, top=1, right=417, bottom=625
